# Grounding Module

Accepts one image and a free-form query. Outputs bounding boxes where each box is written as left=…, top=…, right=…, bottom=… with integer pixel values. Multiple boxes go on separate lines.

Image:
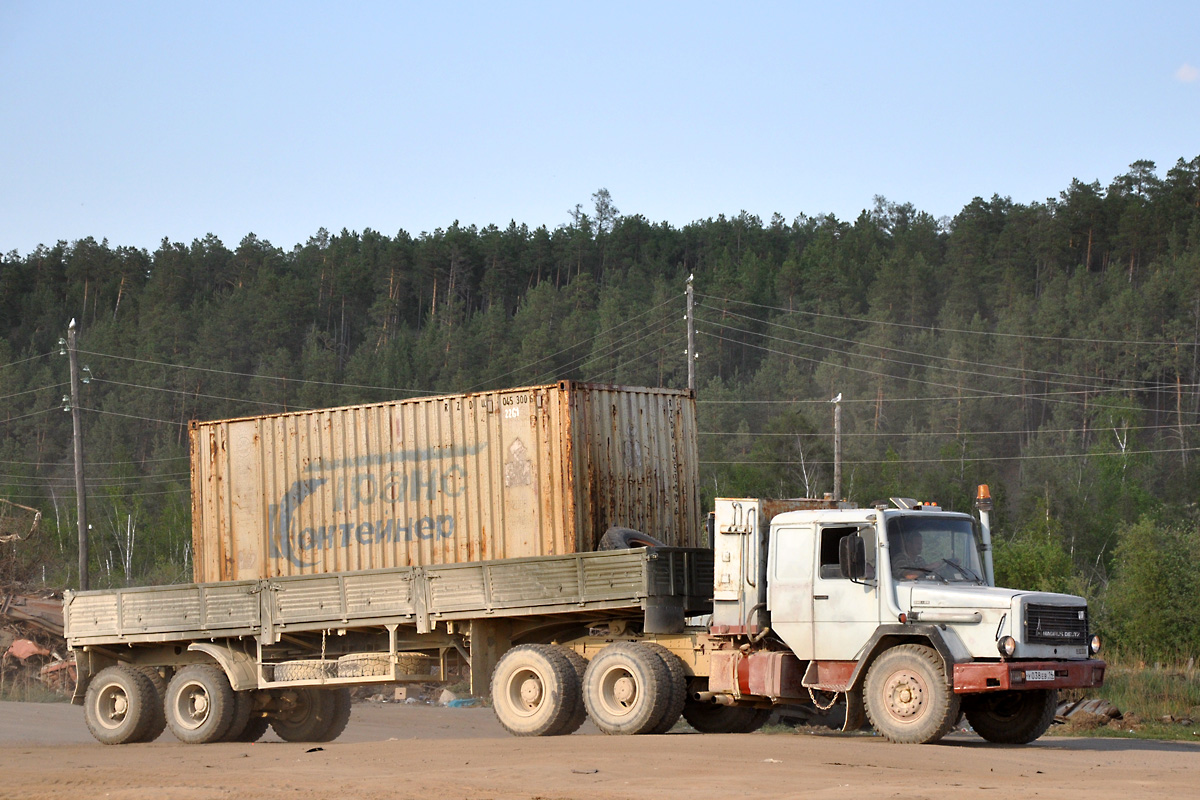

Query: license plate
left=1026, top=669, right=1056, bottom=682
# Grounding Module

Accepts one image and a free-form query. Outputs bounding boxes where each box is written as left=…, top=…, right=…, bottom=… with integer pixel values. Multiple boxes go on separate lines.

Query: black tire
left=550, top=647, right=589, bottom=735
left=220, top=690, right=256, bottom=742
left=313, top=688, right=353, bottom=742
left=964, top=690, right=1057, bottom=744
left=640, top=643, right=687, bottom=734
left=83, top=665, right=159, bottom=745
left=583, top=642, right=671, bottom=735
left=165, top=664, right=237, bottom=744
left=597, top=527, right=666, bottom=551
left=490, top=645, right=579, bottom=737
left=682, top=701, right=769, bottom=733
left=234, top=714, right=271, bottom=743
left=134, top=666, right=168, bottom=742
left=863, top=644, right=960, bottom=744
left=271, top=687, right=338, bottom=742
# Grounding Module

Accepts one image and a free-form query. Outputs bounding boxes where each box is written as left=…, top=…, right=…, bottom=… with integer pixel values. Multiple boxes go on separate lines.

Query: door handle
left=814, top=595, right=829, bottom=600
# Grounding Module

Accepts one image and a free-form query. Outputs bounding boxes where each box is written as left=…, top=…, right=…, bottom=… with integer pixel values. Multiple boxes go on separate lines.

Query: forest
left=2, top=159, right=1200, bottom=660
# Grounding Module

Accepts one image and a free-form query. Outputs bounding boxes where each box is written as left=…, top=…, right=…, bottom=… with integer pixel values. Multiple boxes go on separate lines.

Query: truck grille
left=1024, top=603, right=1088, bottom=645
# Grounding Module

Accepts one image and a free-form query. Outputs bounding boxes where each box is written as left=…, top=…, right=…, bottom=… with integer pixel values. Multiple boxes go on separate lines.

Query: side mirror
left=838, top=534, right=866, bottom=580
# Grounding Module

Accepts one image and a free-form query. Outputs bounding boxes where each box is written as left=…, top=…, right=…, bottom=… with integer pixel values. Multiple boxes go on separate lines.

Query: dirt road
left=1, top=701, right=1196, bottom=800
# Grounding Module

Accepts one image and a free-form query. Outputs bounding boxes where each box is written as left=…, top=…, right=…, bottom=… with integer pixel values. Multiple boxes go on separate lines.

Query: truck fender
left=848, top=624, right=972, bottom=691
left=188, top=641, right=258, bottom=691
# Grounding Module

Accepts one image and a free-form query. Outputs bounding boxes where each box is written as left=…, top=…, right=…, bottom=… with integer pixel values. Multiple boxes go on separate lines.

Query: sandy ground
left=1, top=701, right=1198, bottom=800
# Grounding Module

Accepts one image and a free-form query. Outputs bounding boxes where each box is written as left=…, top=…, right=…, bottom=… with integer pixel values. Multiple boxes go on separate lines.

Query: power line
left=91, top=377, right=315, bottom=411
left=698, top=302, right=1176, bottom=393
left=0, top=406, right=61, bottom=425
left=0, top=383, right=67, bottom=401
left=701, top=446, right=1200, bottom=467
left=585, top=334, right=688, bottom=383
left=699, top=293, right=1198, bottom=348
left=698, top=322, right=1200, bottom=416
left=0, top=486, right=189, bottom=501
left=78, top=349, right=438, bottom=396
left=468, top=293, right=682, bottom=390
left=0, top=352, right=52, bottom=371
left=77, top=407, right=188, bottom=427
left=0, top=455, right=188, bottom=466
left=535, top=312, right=682, bottom=384
left=698, top=421, right=1200, bottom=438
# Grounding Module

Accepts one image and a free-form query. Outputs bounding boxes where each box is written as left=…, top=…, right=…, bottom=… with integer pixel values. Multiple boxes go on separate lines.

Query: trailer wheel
left=165, top=664, right=237, bottom=744
left=270, top=687, right=340, bottom=742
left=548, top=646, right=589, bottom=735
left=491, top=645, right=579, bottom=737
left=640, top=643, right=688, bottom=734
left=863, top=644, right=960, bottom=744
left=583, top=642, right=671, bottom=735
left=134, top=666, right=168, bottom=742
left=597, top=527, right=666, bottom=550
left=681, top=701, right=770, bottom=733
left=964, top=689, right=1057, bottom=744
left=84, top=665, right=160, bottom=745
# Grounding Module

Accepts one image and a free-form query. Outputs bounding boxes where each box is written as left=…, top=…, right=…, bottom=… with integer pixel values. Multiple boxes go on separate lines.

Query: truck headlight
left=1089, top=634, right=1101, bottom=655
left=997, top=636, right=1016, bottom=657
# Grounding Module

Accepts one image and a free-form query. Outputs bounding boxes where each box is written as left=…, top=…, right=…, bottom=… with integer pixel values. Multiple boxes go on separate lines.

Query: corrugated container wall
left=190, top=382, right=701, bottom=582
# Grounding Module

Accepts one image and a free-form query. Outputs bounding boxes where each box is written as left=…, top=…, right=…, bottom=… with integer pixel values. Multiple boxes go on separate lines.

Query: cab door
left=811, top=523, right=879, bottom=660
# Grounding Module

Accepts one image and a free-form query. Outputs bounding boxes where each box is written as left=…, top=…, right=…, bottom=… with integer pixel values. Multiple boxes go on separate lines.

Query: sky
left=1, top=1, right=1198, bottom=256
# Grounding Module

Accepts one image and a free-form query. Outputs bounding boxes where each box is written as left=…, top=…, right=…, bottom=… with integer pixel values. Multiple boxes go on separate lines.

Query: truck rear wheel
left=964, top=689, right=1057, bottom=744
left=165, top=664, right=237, bottom=744
left=84, top=665, right=160, bottom=745
left=583, top=642, right=671, bottom=735
left=640, top=643, right=687, bottom=734
left=220, top=691, right=256, bottom=742
left=271, top=687, right=344, bottom=741
left=491, top=645, right=580, bottom=736
left=682, top=701, right=770, bottom=733
left=863, top=644, right=960, bottom=744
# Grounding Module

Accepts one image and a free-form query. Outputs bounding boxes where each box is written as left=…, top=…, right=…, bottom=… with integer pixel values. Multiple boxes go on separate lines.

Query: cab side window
left=818, top=525, right=876, bottom=580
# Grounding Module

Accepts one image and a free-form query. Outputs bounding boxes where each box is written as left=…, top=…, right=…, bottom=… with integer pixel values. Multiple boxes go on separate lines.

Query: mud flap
left=842, top=688, right=866, bottom=732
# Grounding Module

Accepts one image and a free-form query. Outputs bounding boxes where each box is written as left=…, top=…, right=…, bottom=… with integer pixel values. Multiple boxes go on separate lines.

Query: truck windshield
left=887, top=515, right=985, bottom=584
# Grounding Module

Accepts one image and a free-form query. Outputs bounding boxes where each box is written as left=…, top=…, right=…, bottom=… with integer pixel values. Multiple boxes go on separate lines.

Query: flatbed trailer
left=65, top=546, right=712, bottom=744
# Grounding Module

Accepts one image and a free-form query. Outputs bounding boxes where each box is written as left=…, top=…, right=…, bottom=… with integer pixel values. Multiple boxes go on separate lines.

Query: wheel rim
left=881, top=668, right=927, bottom=723
left=95, top=682, right=131, bottom=731
left=174, top=679, right=213, bottom=731
left=505, top=667, right=545, bottom=718
left=596, top=663, right=640, bottom=718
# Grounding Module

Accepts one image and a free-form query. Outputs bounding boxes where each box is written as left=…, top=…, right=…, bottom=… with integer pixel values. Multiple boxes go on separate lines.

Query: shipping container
left=190, top=382, right=700, bottom=581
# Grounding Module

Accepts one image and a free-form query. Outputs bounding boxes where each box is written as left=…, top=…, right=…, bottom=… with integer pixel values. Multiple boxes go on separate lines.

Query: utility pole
left=67, top=319, right=88, bottom=590
left=685, top=274, right=696, bottom=392
left=831, top=392, right=842, bottom=501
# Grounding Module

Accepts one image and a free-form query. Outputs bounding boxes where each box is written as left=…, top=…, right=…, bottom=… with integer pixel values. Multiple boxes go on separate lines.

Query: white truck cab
left=705, top=491, right=1104, bottom=744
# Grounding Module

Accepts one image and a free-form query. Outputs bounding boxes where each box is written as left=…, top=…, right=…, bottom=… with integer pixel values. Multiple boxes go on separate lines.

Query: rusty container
left=190, top=382, right=701, bottom=581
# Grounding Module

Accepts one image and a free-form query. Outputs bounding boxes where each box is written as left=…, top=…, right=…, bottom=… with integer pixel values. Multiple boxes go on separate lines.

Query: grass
left=1049, top=659, right=1200, bottom=740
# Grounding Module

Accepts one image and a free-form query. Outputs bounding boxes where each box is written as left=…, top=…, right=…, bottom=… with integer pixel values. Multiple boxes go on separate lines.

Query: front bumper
left=952, top=659, right=1106, bottom=693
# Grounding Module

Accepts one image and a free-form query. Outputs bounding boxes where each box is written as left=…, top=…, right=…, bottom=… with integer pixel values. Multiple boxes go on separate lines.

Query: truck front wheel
left=863, top=644, right=960, bottom=744
left=963, top=690, right=1057, bottom=744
